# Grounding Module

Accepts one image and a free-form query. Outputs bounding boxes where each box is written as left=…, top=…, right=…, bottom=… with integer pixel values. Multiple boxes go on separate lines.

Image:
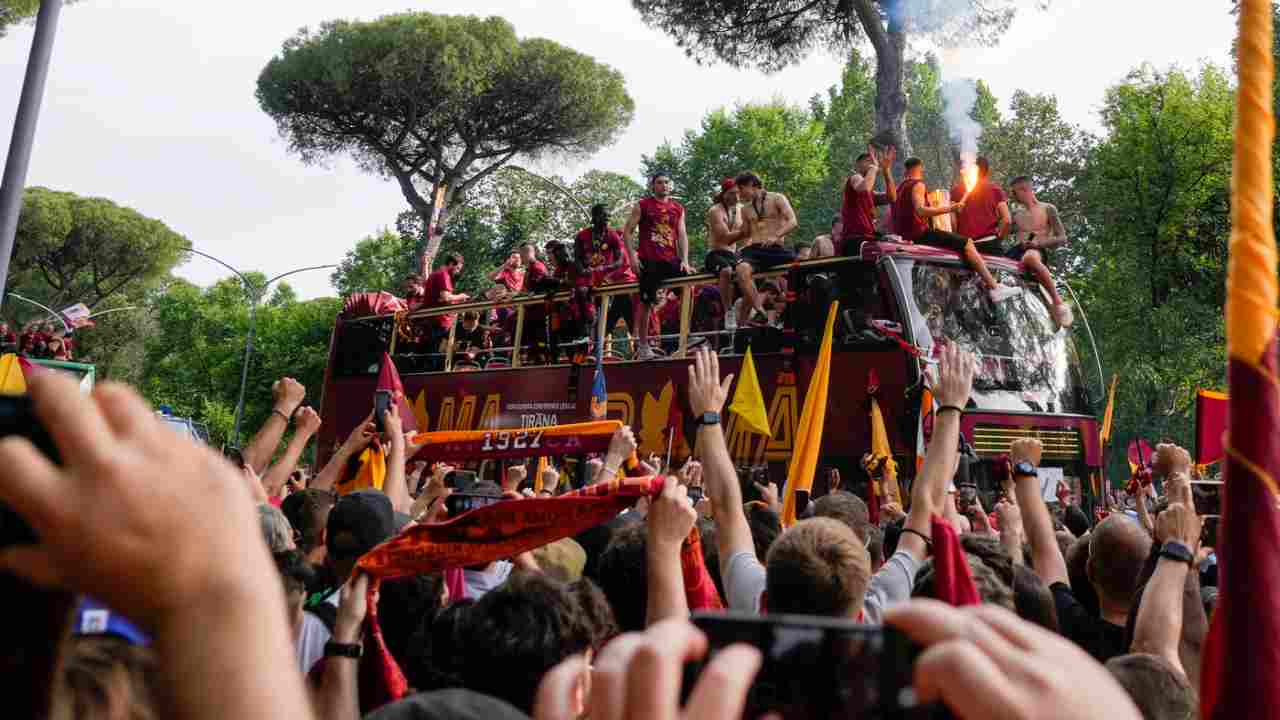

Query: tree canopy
left=632, top=0, right=1035, bottom=157
left=0, top=0, right=78, bottom=38
left=256, top=11, right=635, bottom=263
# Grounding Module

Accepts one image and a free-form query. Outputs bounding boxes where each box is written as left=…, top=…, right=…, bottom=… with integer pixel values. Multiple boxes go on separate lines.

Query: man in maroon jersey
left=840, top=144, right=898, bottom=254
left=949, top=156, right=1011, bottom=247
left=623, top=172, right=691, bottom=360
left=891, top=158, right=1020, bottom=304
left=575, top=203, right=636, bottom=340
left=422, top=252, right=470, bottom=361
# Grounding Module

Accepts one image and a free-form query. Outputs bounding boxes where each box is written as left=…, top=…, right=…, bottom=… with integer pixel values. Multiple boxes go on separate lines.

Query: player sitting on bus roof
left=704, top=178, right=752, bottom=332
left=950, top=156, right=1009, bottom=247
left=575, top=203, right=637, bottom=341
left=733, top=172, right=798, bottom=328
left=422, top=251, right=470, bottom=364
left=623, top=171, right=691, bottom=361
left=892, top=157, right=1020, bottom=304
left=1008, top=176, right=1074, bottom=328
left=840, top=144, right=898, bottom=254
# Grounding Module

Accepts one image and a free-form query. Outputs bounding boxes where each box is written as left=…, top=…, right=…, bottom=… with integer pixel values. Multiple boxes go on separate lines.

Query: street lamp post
left=183, top=248, right=335, bottom=446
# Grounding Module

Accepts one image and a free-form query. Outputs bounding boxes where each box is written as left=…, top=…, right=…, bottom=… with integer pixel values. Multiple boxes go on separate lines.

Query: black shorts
left=1003, top=243, right=1053, bottom=266
left=704, top=248, right=739, bottom=274
left=917, top=229, right=970, bottom=253
left=739, top=244, right=796, bottom=272
left=639, top=260, right=683, bottom=305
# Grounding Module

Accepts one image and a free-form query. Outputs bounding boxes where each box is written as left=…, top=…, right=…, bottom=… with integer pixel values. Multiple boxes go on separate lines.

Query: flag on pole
left=589, top=347, right=608, bottom=420
left=377, top=353, right=417, bottom=433
left=1099, top=374, right=1119, bottom=446
left=728, top=347, right=771, bottom=437
left=865, top=368, right=901, bottom=506
left=781, top=302, right=839, bottom=527
left=0, top=354, right=27, bottom=394
left=1195, top=389, right=1229, bottom=466
left=1202, top=2, right=1280, bottom=716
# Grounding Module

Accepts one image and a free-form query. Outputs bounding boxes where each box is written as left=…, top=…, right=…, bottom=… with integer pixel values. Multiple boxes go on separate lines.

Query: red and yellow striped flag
left=781, top=302, right=838, bottom=527
left=1202, top=1, right=1280, bottom=716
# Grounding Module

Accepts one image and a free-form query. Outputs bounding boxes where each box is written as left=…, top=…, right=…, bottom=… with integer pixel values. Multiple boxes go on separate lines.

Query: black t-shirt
left=1051, top=581, right=1127, bottom=662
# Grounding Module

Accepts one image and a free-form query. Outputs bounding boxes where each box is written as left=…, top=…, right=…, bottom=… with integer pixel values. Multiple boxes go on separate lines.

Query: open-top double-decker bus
left=317, top=241, right=1101, bottom=505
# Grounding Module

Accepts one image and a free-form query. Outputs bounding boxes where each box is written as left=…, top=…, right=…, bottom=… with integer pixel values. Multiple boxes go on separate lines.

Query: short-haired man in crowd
left=688, top=341, right=972, bottom=622
left=892, top=157, right=1021, bottom=304
left=704, top=178, right=752, bottom=331
left=733, top=172, right=798, bottom=326
left=1008, top=175, right=1074, bottom=327
left=422, top=252, right=470, bottom=363
left=623, top=172, right=691, bottom=360
left=840, top=144, right=898, bottom=253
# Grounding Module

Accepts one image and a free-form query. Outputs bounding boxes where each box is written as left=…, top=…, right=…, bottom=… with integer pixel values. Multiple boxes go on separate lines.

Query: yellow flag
left=1099, top=374, right=1119, bottom=447
left=781, top=301, right=839, bottom=527
left=534, top=456, right=549, bottom=493
left=336, top=446, right=386, bottom=495
left=0, top=354, right=27, bottom=394
left=868, top=396, right=901, bottom=505
left=728, top=347, right=772, bottom=438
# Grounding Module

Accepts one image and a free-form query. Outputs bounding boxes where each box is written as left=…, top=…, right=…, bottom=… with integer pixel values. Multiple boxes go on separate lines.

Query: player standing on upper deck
left=623, top=172, right=691, bottom=361
left=733, top=173, right=798, bottom=326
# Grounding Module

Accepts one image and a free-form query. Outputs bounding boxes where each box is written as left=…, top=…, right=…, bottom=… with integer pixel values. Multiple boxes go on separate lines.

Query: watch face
left=1014, top=461, right=1038, bottom=477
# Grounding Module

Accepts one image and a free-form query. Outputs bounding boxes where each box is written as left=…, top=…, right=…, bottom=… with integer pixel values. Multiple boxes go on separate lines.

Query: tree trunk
left=872, top=28, right=912, bottom=161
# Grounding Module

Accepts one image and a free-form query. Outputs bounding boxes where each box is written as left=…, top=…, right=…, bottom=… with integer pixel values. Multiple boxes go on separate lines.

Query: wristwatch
left=1012, top=461, right=1038, bottom=478
left=694, top=411, right=721, bottom=426
left=324, top=641, right=363, bottom=659
left=1159, top=541, right=1195, bottom=567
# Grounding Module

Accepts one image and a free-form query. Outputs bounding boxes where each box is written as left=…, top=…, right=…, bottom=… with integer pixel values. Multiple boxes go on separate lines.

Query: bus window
left=333, top=317, right=392, bottom=377
left=895, top=259, right=1089, bottom=415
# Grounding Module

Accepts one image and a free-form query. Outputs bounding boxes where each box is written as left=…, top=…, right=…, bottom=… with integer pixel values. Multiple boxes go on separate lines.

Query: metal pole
left=85, top=306, right=140, bottom=320
left=231, top=288, right=259, bottom=447
left=0, top=0, right=65, bottom=300
left=5, top=292, right=68, bottom=332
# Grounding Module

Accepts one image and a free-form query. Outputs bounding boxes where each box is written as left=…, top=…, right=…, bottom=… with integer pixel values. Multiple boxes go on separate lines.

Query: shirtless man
left=1008, top=176, right=1074, bottom=327
left=734, top=172, right=798, bottom=325
left=811, top=217, right=839, bottom=258
left=704, top=178, right=753, bottom=330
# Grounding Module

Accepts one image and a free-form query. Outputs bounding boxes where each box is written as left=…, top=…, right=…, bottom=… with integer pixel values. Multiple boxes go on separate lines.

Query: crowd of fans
left=1, top=319, right=75, bottom=361
left=386, top=147, right=1071, bottom=370
left=4, top=343, right=1214, bottom=720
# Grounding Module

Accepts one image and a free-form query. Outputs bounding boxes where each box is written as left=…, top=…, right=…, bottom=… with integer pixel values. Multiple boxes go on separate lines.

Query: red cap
left=720, top=177, right=736, bottom=192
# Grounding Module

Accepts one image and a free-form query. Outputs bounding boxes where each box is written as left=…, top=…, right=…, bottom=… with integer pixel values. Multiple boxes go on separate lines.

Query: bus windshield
left=893, top=258, right=1090, bottom=416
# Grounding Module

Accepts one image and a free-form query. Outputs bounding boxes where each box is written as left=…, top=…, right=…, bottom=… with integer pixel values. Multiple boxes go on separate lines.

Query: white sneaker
left=989, top=286, right=1020, bottom=304
left=725, top=309, right=737, bottom=331
left=635, top=344, right=654, bottom=361
left=1052, top=302, right=1075, bottom=328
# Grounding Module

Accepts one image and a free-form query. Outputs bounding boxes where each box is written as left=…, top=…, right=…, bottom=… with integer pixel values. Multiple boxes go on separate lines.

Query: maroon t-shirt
left=840, top=174, right=890, bottom=248
left=638, top=196, right=684, bottom=264
left=950, top=180, right=1007, bottom=239
left=522, top=260, right=551, bottom=293
left=423, top=268, right=455, bottom=329
left=891, top=178, right=930, bottom=243
left=575, top=227, right=637, bottom=285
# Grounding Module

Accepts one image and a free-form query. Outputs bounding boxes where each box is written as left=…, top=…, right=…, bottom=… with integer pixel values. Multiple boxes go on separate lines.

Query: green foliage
left=814, top=50, right=877, bottom=203
left=1074, top=64, right=1234, bottom=480
left=256, top=11, right=634, bottom=258
left=330, top=228, right=416, bottom=298
left=641, top=101, right=830, bottom=257
left=140, top=277, right=341, bottom=449
left=0, top=0, right=77, bottom=38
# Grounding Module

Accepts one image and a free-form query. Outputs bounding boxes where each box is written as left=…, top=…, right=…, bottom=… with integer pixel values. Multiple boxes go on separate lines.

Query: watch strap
left=1159, top=541, right=1195, bottom=567
left=1012, top=461, right=1038, bottom=478
left=324, top=641, right=363, bottom=659
left=695, top=411, right=721, bottom=426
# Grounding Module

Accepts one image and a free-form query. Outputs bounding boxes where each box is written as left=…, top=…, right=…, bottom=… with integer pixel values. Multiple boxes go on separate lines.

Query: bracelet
left=323, top=641, right=363, bottom=659
left=901, top=528, right=932, bottom=551
left=272, top=408, right=291, bottom=422
left=936, top=405, right=965, bottom=416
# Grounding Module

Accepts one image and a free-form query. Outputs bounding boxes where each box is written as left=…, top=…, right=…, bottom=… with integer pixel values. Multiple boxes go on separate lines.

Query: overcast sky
left=0, top=0, right=1237, bottom=299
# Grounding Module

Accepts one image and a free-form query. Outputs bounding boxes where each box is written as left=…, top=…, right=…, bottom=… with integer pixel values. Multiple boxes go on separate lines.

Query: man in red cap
left=704, top=178, right=752, bottom=330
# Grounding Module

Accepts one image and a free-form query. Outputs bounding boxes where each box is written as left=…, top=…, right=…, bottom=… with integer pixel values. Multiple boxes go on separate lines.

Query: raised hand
left=295, top=405, right=322, bottom=435
left=606, top=426, right=638, bottom=465
left=339, top=411, right=376, bottom=457
left=1010, top=437, right=1043, bottom=468
left=272, top=377, right=306, bottom=415
left=754, top=480, right=781, bottom=514
left=933, top=341, right=976, bottom=410
left=687, top=347, right=734, bottom=417
left=1154, top=443, right=1192, bottom=480
left=884, top=144, right=898, bottom=168
left=648, top=475, right=698, bottom=550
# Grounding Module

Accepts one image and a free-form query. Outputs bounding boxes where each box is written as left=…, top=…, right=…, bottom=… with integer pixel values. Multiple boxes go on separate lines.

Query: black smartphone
left=0, top=395, right=76, bottom=719
left=687, top=486, right=706, bottom=504
left=373, top=390, right=392, bottom=433
left=956, top=484, right=978, bottom=514
left=445, top=492, right=505, bottom=517
left=1191, top=480, right=1223, bottom=518
left=684, top=612, right=946, bottom=720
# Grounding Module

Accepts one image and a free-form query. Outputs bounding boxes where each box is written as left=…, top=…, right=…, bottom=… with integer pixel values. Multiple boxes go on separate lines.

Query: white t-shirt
left=463, top=560, right=513, bottom=600
left=723, top=549, right=922, bottom=623
left=297, top=611, right=331, bottom=674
